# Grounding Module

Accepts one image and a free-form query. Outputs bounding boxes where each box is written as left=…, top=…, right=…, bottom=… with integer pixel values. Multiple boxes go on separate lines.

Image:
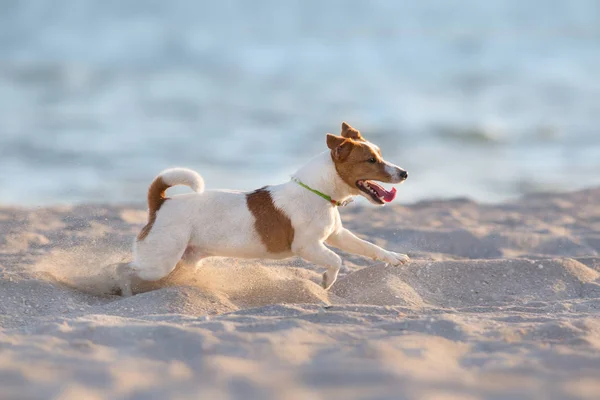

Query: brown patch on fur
left=326, top=134, right=393, bottom=191
left=137, top=177, right=170, bottom=241
left=246, top=187, right=295, bottom=254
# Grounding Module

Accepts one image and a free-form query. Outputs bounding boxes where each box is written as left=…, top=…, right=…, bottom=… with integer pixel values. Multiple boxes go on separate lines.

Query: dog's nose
left=399, top=170, right=408, bottom=180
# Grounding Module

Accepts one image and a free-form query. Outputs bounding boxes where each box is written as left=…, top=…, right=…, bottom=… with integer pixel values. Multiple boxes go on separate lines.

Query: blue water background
left=1, top=0, right=599, bottom=205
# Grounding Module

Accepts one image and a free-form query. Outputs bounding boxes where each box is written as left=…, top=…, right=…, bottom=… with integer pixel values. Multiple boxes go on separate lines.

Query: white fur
left=384, top=162, right=404, bottom=181
left=160, top=168, right=205, bottom=193
left=123, top=147, right=409, bottom=296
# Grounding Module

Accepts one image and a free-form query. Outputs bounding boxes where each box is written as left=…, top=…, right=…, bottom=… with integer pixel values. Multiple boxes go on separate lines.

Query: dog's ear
left=326, top=134, right=353, bottom=161
left=326, top=133, right=345, bottom=150
left=341, top=122, right=362, bottom=140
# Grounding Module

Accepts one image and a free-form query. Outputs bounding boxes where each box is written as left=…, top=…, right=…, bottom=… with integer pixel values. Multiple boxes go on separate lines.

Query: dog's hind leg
left=132, top=233, right=189, bottom=283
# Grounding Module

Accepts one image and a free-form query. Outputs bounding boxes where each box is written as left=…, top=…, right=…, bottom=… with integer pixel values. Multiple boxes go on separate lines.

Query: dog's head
left=327, top=122, right=407, bottom=205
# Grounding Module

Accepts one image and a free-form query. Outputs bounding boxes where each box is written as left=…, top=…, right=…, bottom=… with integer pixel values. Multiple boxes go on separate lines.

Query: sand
left=1, top=188, right=600, bottom=399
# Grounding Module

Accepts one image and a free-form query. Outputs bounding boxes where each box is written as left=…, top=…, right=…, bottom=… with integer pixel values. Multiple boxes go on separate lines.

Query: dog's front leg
left=294, top=242, right=343, bottom=290
left=326, top=228, right=410, bottom=265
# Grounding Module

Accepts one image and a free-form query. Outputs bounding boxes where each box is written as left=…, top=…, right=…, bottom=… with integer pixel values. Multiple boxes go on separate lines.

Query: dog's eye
left=368, top=157, right=377, bottom=164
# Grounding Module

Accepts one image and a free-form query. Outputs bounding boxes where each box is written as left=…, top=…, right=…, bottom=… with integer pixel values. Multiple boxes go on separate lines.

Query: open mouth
left=356, top=180, right=397, bottom=204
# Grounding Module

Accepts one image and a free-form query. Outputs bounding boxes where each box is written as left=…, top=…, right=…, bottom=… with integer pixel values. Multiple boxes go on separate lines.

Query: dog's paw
left=322, top=271, right=338, bottom=290
left=115, top=262, right=134, bottom=297
left=379, top=251, right=410, bottom=266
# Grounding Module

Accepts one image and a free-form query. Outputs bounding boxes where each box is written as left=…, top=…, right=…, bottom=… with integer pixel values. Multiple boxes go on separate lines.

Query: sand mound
left=164, top=260, right=331, bottom=308
left=332, top=264, right=425, bottom=307
left=402, top=258, right=600, bottom=307
left=331, top=258, right=600, bottom=308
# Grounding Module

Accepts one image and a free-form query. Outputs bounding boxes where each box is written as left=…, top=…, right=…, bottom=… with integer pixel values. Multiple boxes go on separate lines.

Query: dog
left=119, top=122, right=409, bottom=296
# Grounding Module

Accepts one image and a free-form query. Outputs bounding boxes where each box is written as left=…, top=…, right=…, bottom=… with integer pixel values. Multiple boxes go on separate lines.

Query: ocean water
left=1, top=0, right=599, bottom=205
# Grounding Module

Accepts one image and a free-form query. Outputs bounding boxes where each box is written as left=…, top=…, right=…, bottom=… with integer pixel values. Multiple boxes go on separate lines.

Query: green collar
left=291, top=177, right=353, bottom=207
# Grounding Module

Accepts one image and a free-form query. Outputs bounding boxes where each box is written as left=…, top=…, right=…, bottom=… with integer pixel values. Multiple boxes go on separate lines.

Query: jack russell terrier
left=120, top=122, right=409, bottom=296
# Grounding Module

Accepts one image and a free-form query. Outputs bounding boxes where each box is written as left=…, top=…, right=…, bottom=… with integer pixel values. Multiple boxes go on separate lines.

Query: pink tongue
left=369, top=182, right=397, bottom=203
left=383, top=187, right=397, bottom=202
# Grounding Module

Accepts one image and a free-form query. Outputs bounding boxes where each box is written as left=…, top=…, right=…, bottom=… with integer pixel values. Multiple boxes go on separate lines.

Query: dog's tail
left=156, top=167, right=205, bottom=194
left=137, top=168, right=205, bottom=241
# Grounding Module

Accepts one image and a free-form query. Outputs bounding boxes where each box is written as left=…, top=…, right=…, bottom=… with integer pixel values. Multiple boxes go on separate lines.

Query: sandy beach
left=1, top=188, right=600, bottom=399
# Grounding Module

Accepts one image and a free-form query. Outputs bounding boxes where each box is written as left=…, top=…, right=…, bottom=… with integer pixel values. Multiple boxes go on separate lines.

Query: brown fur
left=246, top=187, right=295, bottom=253
left=326, top=124, right=393, bottom=190
left=341, top=121, right=364, bottom=141
left=137, top=177, right=170, bottom=241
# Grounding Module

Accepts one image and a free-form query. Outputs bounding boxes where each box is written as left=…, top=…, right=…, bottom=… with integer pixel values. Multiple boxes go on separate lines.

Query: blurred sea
left=1, top=0, right=599, bottom=205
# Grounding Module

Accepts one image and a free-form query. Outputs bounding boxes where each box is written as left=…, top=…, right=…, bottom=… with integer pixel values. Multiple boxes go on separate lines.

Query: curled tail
left=137, top=168, right=205, bottom=241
